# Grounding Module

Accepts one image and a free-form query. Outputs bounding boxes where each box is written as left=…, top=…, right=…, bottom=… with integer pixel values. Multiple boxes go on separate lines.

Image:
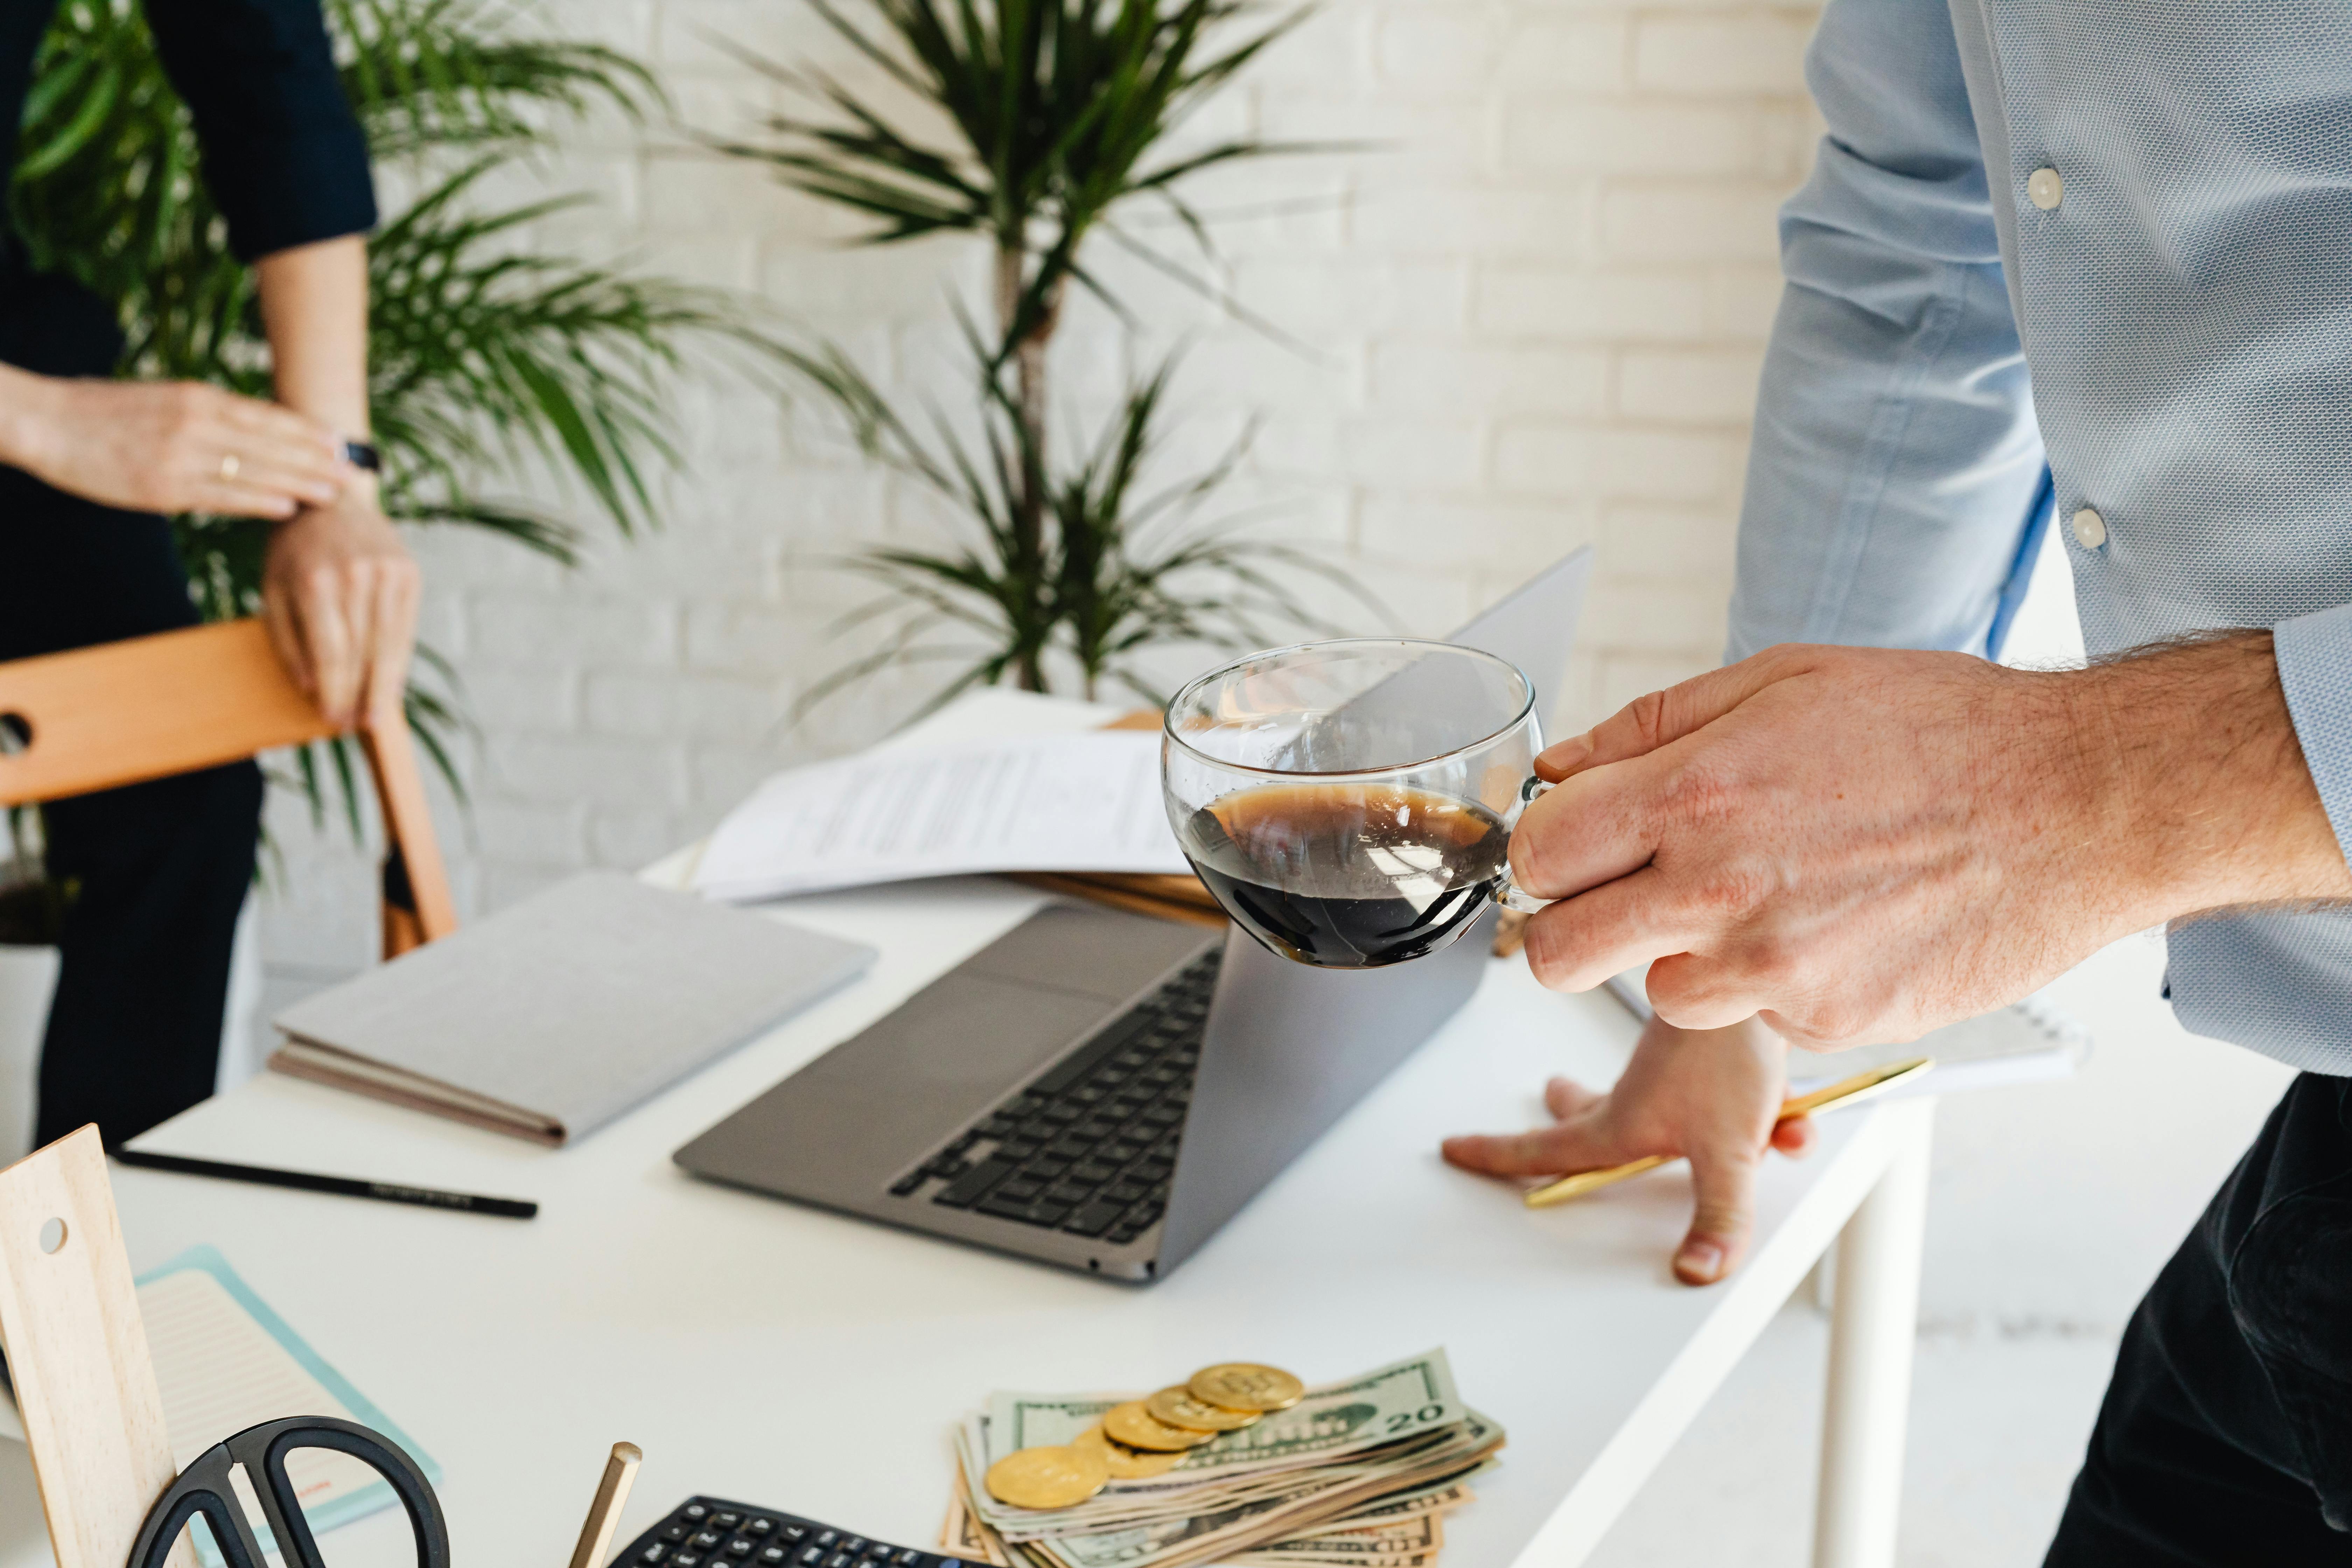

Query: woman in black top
left=0, top=0, right=418, bottom=1144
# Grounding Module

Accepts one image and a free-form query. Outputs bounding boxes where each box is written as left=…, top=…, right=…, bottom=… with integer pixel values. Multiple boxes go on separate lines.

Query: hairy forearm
left=2058, top=631, right=2352, bottom=925
left=255, top=235, right=371, bottom=455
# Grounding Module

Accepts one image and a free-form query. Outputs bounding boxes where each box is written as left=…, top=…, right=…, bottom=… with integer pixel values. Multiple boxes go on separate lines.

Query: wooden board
left=0, top=1127, right=185, bottom=1568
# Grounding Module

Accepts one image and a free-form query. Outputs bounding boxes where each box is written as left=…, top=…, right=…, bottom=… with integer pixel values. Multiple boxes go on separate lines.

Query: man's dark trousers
left=2, top=464, right=261, bottom=1147
left=2045, top=1073, right=2352, bottom=1564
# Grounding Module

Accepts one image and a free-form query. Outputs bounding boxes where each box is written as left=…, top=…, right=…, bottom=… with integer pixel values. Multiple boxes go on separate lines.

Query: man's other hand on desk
left=1442, top=1016, right=1815, bottom=1286
left=1503, top=636, right=2352, bottom=1049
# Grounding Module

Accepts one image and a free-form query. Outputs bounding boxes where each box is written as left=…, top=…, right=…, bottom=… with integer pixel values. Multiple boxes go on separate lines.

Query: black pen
left=111, top=1148, right=539, bottom=1220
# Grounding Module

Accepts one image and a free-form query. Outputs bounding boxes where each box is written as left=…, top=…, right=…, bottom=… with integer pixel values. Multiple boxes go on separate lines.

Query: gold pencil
left=566, top=1442, right=644, bottom=1568
left=1522, top=1056, right=1935, bottom=1210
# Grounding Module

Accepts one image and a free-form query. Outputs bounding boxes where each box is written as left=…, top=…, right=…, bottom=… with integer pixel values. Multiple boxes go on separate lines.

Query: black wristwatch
left=342, top=438, right=382, bottom=472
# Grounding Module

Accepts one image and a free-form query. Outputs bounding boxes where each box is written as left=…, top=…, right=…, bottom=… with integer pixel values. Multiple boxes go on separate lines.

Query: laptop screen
left=1442, top=545, right=1592, bottom=726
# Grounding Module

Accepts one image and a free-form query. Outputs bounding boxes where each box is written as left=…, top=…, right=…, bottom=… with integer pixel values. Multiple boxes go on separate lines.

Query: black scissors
left=127, top=1415, right=449, bottom=1568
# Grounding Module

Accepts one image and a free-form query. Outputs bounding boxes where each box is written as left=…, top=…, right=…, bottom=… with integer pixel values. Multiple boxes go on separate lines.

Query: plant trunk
left=995, top=243, right=1061, bottom=692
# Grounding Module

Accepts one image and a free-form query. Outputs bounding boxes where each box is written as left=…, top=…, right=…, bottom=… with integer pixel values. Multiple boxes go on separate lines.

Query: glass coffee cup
left=1161, top=638, right=1552, bottom=969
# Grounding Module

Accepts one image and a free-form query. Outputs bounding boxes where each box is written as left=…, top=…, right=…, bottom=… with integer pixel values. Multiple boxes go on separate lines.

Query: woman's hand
left=262, top=493, right=421, bottom=728
left=0, top=366, right=354, bottom=519
left=1441, top=1013, right=1814, bottom=1284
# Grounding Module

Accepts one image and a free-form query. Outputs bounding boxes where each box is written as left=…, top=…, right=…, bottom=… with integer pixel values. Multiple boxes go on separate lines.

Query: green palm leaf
left=726, top=1, right=1386, bottom=715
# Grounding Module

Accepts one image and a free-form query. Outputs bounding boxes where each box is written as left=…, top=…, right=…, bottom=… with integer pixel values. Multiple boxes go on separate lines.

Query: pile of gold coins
left=983, top=1362, right=1304, bottom=1510
left=951, top=1348, right=1497, bottom=1568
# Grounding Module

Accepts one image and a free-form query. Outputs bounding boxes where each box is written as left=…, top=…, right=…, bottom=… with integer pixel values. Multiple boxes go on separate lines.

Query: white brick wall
left=256, top=0, right=1826, bottom=980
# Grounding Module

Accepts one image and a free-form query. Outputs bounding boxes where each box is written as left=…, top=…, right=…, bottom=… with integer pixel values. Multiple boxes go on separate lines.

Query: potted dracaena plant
left=0, top=0, right=757, bottom=1125
left=711, top=0, right=1384, bottom=713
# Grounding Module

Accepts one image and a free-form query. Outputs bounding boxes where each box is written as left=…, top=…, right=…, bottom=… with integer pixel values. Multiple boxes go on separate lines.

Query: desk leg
left=1812, top=1099, right=1934, bottom=1568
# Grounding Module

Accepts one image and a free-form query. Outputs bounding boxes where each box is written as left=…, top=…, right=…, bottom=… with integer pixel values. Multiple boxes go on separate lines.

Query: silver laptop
left=674, top=547, right=1592, bottom=1281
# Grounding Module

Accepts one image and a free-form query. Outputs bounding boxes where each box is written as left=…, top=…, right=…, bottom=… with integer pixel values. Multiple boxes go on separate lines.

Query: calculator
left=616, top=1497, right=973, bottom=1568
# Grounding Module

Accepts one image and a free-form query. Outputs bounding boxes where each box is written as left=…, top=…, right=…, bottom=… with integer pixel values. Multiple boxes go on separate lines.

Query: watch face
left=342, top=439, right=383, bottom=472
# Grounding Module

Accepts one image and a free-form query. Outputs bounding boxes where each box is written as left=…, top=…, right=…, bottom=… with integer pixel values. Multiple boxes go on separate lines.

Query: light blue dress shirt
left=1729, top=0, right=2352, bottom=1071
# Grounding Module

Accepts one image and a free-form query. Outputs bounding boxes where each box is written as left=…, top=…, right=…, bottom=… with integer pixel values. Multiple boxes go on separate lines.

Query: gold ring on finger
left=218, top=453, right=240, bottom=482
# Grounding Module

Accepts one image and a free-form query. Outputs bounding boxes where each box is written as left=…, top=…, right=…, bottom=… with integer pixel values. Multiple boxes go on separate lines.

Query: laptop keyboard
left=620, top=1496, right=967, bottom=1568
left=888, top=948, right=1222, bottom=1245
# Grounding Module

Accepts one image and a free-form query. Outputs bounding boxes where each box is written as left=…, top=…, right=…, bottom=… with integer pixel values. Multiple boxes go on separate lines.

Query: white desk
left=0, top=695, right=1934, bottom=1568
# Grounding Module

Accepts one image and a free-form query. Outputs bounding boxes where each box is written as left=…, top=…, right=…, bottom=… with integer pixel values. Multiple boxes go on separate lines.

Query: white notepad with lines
left=0, top=1245, right=434, bottom=1554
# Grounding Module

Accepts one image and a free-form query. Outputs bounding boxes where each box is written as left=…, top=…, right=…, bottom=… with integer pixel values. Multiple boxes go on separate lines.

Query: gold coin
left=1102, top=1399, right=1223, bottom=1452
left=1073, top=1423, right=1185, bottom=1479
left=983, top=1442, right=1111, bottom=1510
left=1145, top=1384, right=1262, bottom=1432
left=1187, top=1362, right=1306, bottom=1413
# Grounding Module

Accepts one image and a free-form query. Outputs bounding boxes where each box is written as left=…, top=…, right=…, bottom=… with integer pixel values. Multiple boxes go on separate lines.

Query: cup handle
left=1494, top=774, right=1556, bottom=914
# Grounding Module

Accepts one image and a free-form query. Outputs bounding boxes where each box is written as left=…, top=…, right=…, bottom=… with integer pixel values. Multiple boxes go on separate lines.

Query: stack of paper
left=692, top=732, right=1189, bottom=903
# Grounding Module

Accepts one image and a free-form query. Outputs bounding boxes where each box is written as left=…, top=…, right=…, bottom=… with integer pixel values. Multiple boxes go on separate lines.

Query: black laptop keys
left=888, top=947, right=1219, bottom=1240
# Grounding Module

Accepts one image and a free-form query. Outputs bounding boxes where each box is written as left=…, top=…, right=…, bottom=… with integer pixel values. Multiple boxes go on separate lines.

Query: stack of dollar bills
left=945, top=1350, right=1503, bottom=1568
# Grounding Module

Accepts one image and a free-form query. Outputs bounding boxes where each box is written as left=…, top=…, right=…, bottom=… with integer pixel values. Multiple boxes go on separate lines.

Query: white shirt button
left=2071, top=507, right=2107, bottom=548
left=2028, top=167, right=2064, bottom=210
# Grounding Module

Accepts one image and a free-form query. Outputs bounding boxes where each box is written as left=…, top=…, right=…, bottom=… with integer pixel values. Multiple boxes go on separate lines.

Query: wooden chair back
left=0, top=619, right=455, bottom=957
left=0, top=1125, right=191, bottom=1568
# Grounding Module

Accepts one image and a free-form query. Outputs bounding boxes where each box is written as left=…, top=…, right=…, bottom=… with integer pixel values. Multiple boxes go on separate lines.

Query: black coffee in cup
left=1178, top=783, right=1510, bottom=969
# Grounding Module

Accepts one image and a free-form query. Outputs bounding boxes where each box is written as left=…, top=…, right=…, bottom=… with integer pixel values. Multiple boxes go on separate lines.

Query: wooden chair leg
left=358, top=712, right=456, bottom=960
left=381, top=848, right=427, bottom=959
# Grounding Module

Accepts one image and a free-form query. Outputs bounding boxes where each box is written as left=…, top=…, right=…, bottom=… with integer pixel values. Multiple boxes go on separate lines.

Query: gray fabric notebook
left=269, top=871, right=875, bottom=1146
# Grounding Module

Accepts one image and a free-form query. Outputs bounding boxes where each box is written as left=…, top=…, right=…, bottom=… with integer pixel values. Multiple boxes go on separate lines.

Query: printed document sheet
left=693, top=730, right=1188, bottom=902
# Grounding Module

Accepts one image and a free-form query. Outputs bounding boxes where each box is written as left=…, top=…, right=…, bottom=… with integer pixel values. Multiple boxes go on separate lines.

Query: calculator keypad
left=616, top=1497, right=966, bottom=1568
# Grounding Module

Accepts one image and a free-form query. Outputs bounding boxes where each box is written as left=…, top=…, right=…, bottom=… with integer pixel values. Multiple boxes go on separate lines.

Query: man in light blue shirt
left=1444, top=0, right=2352, bottom=1556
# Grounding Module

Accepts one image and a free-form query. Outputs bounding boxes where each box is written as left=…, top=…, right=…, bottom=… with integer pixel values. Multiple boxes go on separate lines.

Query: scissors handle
left=128, top=1415, right=448, bottom=1568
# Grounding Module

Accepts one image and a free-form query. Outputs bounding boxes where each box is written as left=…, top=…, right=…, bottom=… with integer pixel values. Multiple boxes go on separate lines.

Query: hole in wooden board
left=37, top=1217, right=65, bottom=1254
left=0, top=712, right=29, bottom=755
